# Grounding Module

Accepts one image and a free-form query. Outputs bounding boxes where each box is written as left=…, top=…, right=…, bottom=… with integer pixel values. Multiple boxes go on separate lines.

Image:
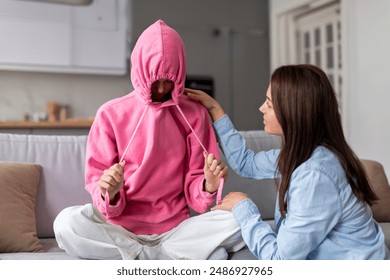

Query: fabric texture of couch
left=0, top=131, right=389, bottom=260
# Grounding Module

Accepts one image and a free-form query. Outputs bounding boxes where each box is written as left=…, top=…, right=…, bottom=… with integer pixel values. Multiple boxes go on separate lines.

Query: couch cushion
left=0, top=133, right=92, bottom=238
left=0, top=162, right=43, bottom=253
left=379, top=222, right=390, bottom=249
left=0, top=238, right=78, bottom=260
left=361, top=159, right=390, bottom=222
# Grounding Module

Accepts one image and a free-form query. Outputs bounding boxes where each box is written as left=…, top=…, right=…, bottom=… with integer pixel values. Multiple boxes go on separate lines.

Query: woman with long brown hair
left=186, top=64, right=389, bottom=259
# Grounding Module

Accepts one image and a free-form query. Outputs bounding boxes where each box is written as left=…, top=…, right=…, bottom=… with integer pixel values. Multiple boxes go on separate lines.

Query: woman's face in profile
left=259, top=84, right=283, bottom=136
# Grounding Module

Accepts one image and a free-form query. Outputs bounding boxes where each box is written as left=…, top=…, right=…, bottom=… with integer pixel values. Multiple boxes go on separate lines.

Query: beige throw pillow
left=361, top=159, right=390, bottom=222
left=0, top=162, right=43, bottom=253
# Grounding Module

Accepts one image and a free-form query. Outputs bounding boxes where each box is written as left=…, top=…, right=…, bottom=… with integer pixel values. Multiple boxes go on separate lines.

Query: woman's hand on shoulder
left=184, top=88, right=225, bottom=121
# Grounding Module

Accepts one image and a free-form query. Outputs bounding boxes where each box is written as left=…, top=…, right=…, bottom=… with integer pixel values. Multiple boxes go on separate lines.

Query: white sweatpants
left=53, top=204, right=245, bottom=260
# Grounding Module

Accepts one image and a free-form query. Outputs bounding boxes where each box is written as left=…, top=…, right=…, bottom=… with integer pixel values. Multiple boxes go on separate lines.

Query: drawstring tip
left=216, top=177, right=224, bottom=205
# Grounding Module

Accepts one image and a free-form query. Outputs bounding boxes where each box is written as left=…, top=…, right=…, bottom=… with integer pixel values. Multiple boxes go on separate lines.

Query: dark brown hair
left=271, top=64, right=377, bottom=216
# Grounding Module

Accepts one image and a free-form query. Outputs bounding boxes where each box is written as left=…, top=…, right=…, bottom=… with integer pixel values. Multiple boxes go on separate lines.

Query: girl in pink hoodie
left=54, top=20, right=245, bottom=260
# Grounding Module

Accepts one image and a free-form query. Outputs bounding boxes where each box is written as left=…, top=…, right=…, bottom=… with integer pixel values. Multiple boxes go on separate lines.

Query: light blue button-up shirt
left=214, top=115, right=389, bottom=260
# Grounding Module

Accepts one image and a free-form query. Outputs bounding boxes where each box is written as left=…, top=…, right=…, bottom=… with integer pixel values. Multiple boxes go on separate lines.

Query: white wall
left=270, top=0, right=390, bottom=176
left=343, top=0, right=390, bottom=176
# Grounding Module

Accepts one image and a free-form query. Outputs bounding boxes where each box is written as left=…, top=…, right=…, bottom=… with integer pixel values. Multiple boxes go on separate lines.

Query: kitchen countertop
left=0, top=119, right=93, bottom=129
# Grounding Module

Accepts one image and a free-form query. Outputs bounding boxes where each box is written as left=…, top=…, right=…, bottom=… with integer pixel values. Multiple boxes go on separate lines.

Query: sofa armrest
left=360, top=159, right=390, bottom=222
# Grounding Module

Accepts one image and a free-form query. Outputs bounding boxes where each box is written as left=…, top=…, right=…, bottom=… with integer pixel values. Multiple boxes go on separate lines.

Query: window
left=296, top=3, right=342, bottom=112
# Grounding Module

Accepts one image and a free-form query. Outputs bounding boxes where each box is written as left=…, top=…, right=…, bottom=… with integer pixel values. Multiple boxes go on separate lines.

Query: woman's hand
left=185, top=88, right=226, bottom=122
left=203, top=153, right=228, bottom=193
left=211, top=192, right=249, bottom=211
left=99, top=161, right=125, bottom=204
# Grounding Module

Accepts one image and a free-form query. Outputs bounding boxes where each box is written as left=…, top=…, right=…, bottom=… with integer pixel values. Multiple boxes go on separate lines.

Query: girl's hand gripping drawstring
left=203, top=152, right=227, bottom=205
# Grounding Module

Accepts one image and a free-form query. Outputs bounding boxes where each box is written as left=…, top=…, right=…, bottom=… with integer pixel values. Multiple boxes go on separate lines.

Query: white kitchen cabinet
left=0, top=0, right=128, bottom=75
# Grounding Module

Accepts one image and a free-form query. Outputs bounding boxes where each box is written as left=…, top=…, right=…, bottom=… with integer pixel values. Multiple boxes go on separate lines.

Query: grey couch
left=0, top=131, right=389, bottom=259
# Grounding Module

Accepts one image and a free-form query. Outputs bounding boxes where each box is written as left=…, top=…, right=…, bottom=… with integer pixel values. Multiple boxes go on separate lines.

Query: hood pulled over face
left=130, top=20, right=186, bottom=105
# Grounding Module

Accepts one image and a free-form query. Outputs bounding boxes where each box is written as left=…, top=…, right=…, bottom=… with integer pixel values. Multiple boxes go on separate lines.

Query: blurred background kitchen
left=0, top=0, right=389, bottom=175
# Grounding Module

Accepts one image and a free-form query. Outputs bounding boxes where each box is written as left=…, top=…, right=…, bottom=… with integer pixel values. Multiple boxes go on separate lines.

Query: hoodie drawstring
left=176, top=104, right=224, bottom=204
left=106, top=107, right=148, bottom=203
left=120, top=106, right=149, bottom=163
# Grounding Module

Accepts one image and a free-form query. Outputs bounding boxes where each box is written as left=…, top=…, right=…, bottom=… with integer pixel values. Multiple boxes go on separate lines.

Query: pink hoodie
left=85, top=20, right=220, bottom=235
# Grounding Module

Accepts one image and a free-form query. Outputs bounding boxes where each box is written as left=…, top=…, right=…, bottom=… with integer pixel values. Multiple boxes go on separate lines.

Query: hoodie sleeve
left=85, top=111, right=126, bottom=217
left=183, top=108, right=219, bottom=213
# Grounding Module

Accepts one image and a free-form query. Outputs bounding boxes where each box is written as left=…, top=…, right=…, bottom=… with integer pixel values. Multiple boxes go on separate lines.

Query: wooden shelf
left=0, top=119, right=93, bottom=129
